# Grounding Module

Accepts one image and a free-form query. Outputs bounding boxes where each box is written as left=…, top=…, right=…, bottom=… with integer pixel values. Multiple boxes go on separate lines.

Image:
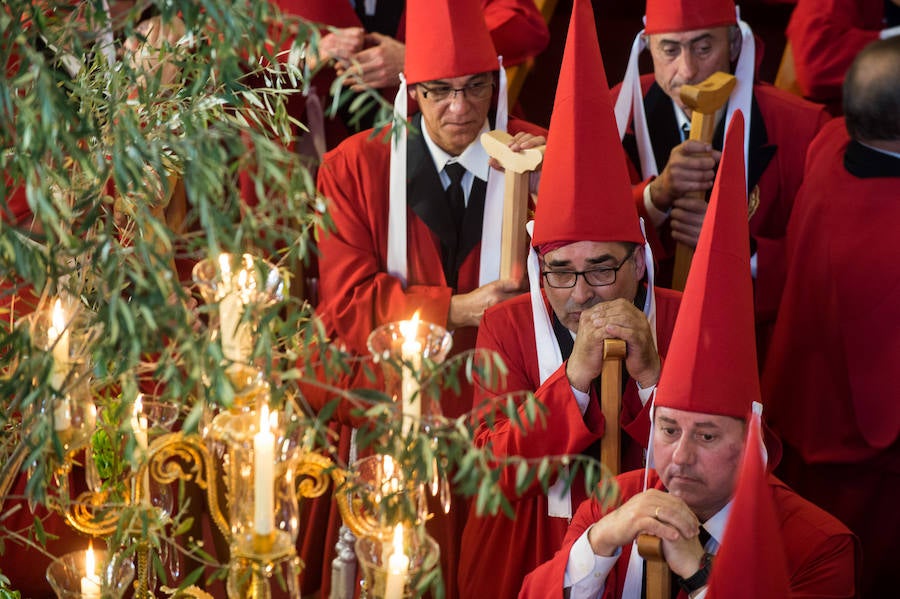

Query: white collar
left=674, top=103, right=691, bottom=138
left=860, top=140, right=900, bottom=160
left=701, top=499, right=733, bottom=553
left=422, top=118, right=491, bottom=182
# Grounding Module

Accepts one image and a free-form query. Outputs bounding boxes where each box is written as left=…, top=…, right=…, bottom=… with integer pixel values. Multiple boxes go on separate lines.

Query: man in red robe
left=458, top=3, right=680, bottom=597
left=786, top=0, right=900, bottom=113
left=612, top=0, right=830, bottom=364
left=521, top=108, right=857, bottom=599
left=763, top=37, right=900, bottom=599
left=308, top=1, right=546, bottom=596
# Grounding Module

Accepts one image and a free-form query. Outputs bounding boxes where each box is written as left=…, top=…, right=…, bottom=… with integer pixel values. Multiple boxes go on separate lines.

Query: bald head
left=843, top=36, right=900, bottom=144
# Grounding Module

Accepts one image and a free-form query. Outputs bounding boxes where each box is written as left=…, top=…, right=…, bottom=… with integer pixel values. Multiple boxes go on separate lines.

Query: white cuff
left=881, top=26, right=900, bottom=39
left=690, top=587, right=709, bottom=599
left=571, top=386, right=591, bottom=416
left=564, top=526, right=620, bottom=598
left=642, top=183, right=670, bottom=228
left=637, top=383, right=656, bottom=407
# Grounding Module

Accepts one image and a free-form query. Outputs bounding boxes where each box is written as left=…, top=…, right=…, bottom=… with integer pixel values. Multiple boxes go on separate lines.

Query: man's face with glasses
left=410, top=72, right=495, bottom=156
left=541, top=240, right=645, bottom=333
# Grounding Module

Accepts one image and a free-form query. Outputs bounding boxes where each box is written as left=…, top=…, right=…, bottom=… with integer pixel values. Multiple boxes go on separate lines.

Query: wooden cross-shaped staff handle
left=638, top=533, right=672, bottom=599
left=480, top=130, right=545, bottom=282
left=599, top=338, right=627, bottom=476
left=671, top=71, right=736, bottom=291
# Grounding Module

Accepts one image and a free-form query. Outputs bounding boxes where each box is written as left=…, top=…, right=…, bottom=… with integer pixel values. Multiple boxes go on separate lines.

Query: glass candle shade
left=22, top=301, right=101, bottom=452
left=45, top=549, right=135, bottom=599
left=347, top=455, right=429, bottom=532
left=354, top=530, right=440, bottom=599
left=366, top=319, right=452, bottom=435
left=192, top=253, right=286, bottom=364
left=214, top=405, right=299, bottom=561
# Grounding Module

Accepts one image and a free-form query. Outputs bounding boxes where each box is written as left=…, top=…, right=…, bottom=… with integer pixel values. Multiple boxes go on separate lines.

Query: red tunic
left=305, top=116, right=545, bottom=598
left=614, top=76, right=829, bottom=363
left=762, top=118, right=900, bottom=597
left=519, top=470, right=858, bottom=599
left=457, top=288, right=682, bottom=599
left=786, top=0, right=885, bottom=106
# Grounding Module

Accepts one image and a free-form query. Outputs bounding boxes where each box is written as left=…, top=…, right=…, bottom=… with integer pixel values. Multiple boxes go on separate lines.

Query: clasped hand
left=587, top=489, right=705, bottom=578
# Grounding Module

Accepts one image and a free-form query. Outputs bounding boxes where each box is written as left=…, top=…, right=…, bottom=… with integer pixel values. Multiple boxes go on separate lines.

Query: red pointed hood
left=403, top=0, right=498, bottom=85
left=655, top=111, right=757, bottom=419
left=644, top=0, right=737, bottom=35
left=531, top=0, right=642, bottom=249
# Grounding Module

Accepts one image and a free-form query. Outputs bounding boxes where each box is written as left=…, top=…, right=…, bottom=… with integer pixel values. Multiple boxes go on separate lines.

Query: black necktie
left=444, top=163, right=467, bottom=235
left=699, top=526, right=712, bottom=549
left=441, top=162, right=467, bottom=288
left=681, top=121, right=691, bottom=142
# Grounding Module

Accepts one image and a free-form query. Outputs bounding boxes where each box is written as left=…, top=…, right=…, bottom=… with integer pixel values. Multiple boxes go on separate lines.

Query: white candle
left=81, top=542, right=102, bottom=599
left=384, top=524, right=409, bottom=599
left=253, top=404, right=275, bottom=536
left=132, top=395, right=151, bottom=505
left=399, top=313, right=422, bottom=436
left=218, top=255, right=254, bottom=363
left=48, top=299, right=72, bottom=430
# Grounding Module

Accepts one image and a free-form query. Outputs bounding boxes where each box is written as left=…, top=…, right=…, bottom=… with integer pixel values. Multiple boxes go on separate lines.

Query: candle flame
left=218, top=254, right=231, bottom=278
left=133, top=394, right=143, bottom=420
left=50, top=299, right=66, bottom=339
left=392, top=523, right=405, bottom=557
left=85, top=541, right=96, bottom=578
left=400, top=311, right=421, bottom=343
left=383, top=454, right=394, bottom=480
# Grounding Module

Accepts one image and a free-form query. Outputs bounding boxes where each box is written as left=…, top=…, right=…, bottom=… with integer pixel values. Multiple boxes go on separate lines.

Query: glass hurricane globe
left=45, top=549, right=135, bottom=599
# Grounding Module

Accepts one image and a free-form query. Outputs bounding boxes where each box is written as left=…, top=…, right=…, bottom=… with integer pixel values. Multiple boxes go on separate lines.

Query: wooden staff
left=480, top=130, right=545, bottom=282
left=637, top=533, right=671, bottom=599
left=671, top=71, right=736, bottom=291
left=599, top=338, right=626, bottom=475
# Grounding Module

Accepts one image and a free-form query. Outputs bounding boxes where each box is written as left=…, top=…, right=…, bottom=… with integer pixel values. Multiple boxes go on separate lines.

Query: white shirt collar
left=673, top=102, right=691, bottom=141
left=421, top=117, right=491, bottom=181
left=860, top=140, right=900, bottom=160
left=701, top=499, right=733, bottom=553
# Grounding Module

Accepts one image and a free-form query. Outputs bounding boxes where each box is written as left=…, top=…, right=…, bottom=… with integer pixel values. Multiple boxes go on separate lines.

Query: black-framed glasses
left=418, top=80, right=495, bottom=102
left=541, top=249, right=637, bottom=289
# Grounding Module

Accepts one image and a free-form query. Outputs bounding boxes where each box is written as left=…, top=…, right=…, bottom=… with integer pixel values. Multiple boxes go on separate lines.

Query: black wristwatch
left=676, top=551, right=714, bottom=594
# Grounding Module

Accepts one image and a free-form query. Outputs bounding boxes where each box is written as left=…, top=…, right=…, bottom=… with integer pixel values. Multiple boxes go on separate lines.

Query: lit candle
left=383, top=523, right=409, bottom=599
left=132, top=395, right=151, bottom=505
left=218, top=254, right=255, bottom=363
left=81, top=542, right=102, bottom=599
left=253, top=404, right=275, bottom=536
left=48, top=300, right=73, bottom=430
left=399, top=312, right=422, bottom=436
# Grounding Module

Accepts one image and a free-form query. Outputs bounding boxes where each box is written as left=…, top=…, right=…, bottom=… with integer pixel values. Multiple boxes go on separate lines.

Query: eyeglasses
left=541, top=249, right=637, bottom=289
left=418, top=80, right=495, bottom=103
